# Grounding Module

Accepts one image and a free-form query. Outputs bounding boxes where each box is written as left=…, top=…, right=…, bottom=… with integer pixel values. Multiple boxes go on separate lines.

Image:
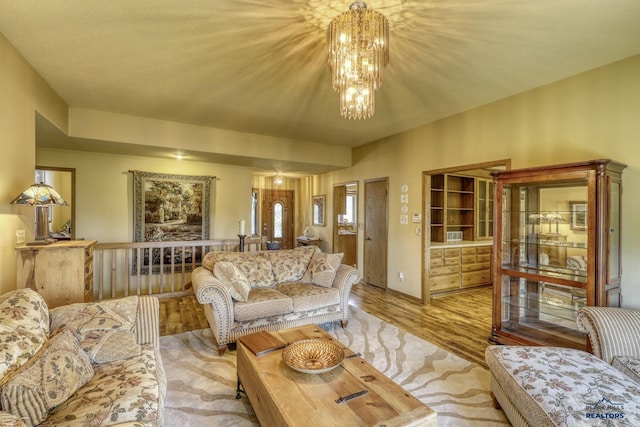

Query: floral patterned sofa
left=192, top=245, right=361, bottom=355
left=0, top=288, right=166, bottom=426
left=485, top=306, right=640, bottom=426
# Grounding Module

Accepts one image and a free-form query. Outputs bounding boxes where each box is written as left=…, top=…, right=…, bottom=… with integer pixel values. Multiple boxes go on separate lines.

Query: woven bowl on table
left=282, top=339, right=345, bottom=374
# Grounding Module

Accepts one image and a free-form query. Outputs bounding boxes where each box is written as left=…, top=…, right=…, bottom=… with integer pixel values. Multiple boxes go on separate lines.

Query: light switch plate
left=16, top=229, right=26, bottom=245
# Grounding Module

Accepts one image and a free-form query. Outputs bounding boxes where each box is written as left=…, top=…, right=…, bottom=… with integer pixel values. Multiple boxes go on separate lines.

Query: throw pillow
left=213, top=261, right=251, bottom=302
left=267, top=246, right=317, bottom=283
left=303, top=253, right=344, bottom=288
left=0, top=289, right=50, bottom=379
left=49, top=296, right=142, bottom=364
left=203, top=252, right=276, bottom=288
left=0, top=329, right=94, bottom=426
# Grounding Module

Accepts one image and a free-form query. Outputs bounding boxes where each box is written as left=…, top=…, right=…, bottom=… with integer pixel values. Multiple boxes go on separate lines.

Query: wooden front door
left=364, top=178, right=388, bottom=289
left=261, top=189, right=295, bottom=249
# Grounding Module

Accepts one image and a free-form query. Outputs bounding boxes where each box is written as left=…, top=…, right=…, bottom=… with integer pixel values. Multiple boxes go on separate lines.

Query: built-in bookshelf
left=430, top=174, right=475, bottom=243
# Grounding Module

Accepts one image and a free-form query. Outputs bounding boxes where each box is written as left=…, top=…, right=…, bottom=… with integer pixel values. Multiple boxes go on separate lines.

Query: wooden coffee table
left=237, top=324, right=436, bottom=426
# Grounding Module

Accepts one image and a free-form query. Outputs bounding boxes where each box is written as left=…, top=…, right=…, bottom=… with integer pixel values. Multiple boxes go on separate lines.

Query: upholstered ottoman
left=486, top=346, right=640, bottom=426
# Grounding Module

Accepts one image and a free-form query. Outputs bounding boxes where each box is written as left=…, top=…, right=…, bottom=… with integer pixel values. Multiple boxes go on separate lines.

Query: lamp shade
left=11, top=183, right=69, bottom=241
left=10, top=183, right=68, bottom=206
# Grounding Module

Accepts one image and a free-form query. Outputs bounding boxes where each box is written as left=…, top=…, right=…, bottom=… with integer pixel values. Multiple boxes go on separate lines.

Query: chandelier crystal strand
left=327, top=2, right=389, bottom=120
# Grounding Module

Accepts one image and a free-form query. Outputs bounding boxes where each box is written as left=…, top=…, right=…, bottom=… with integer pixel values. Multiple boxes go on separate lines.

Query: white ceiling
left=2, top=1, right=640, bottom=156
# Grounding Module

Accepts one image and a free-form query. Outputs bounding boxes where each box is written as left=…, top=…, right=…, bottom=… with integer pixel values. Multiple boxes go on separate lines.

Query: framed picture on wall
left=570, top=201, right=587, bottom=230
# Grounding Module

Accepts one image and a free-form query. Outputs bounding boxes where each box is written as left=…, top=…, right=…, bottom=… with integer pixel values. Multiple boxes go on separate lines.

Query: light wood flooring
left=159, top=283, right=494, bottom=368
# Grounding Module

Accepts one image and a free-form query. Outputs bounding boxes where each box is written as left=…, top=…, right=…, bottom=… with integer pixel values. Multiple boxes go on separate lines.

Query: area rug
left=159, top=306, right=509, bottom=426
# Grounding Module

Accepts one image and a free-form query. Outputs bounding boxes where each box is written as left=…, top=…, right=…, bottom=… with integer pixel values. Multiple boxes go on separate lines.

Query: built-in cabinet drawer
left=462, top=270, right=492, bottom=287
left=461, top=255, right=476, bottom=264
left=461, top=262, right=490, bottom=273
left=444, top=256, right=461, bottom=266
left=430, top=258, right=444, bottom=267
left=429, top=244, right=492, bottom=295
left=429, top=274, right=460, bottom=291
left=444, top=248, right=461, bottom=257
left=430, top=265, right=460, bottom=276
left=429, top=248, right=461, bottom=292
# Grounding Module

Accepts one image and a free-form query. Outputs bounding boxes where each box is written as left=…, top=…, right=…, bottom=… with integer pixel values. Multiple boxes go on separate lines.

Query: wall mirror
left=35, top=166, right=76, bottom=240
left=312, top=195, right=325, bottom=226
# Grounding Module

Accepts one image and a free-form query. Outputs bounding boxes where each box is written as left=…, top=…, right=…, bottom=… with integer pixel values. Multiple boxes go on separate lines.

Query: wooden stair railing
left=93, top=237, right=263, bottom=300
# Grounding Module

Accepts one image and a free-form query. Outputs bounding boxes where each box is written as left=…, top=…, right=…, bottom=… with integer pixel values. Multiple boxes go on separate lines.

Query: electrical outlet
left=16, top=229, right=26, bottom=245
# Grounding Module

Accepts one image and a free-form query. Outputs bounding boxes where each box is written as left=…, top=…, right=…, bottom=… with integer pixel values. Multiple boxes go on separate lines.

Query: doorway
left=364, top=178, right=388, bottom=289
left=333, top=182, right=358, bottom=267
left=35, top=166, right=75, bottom=240
left=261, top=189, right=295, bottom=249
left=422, top=159, right=510, bottom=303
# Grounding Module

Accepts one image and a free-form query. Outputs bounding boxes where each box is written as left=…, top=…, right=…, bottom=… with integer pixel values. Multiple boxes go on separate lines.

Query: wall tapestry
left=132, top=170, right=215, bottom=272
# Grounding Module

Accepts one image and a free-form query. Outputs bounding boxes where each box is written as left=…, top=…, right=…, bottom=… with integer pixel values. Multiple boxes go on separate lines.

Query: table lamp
left=10, top=182, right=68, bottom=243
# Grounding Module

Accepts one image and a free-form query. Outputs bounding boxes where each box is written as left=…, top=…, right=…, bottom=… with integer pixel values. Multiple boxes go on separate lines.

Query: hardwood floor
left=349, top=283, right=494, bottom=368
left=158, top=294, right=208, bottom=336
left=159, top=283, right=494, bottom=368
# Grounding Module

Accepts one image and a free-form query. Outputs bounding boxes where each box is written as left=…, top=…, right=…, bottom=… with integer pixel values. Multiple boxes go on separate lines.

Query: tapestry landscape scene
left=143, top=180, right=204, bottom=242
left=132, top=171, right=214, bottom=272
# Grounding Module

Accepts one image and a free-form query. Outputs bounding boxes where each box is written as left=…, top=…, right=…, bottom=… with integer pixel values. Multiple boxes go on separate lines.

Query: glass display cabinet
left=490, top=159, right=625, bottom=350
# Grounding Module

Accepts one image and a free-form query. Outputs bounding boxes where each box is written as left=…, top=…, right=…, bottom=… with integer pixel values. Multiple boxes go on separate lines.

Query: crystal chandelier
left=327, top=2, right=389, bottom=120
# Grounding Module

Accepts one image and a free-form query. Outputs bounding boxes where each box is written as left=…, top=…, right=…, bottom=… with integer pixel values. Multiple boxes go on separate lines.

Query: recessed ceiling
left=2, top=0, right=640, bottom=151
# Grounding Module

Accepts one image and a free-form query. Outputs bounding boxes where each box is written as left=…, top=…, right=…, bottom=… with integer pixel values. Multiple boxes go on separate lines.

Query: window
left=339, top=193, right=357, bottom=224
left=251, top=190, right=258, bottom=236
left=273, top=202, right=283, bottom=238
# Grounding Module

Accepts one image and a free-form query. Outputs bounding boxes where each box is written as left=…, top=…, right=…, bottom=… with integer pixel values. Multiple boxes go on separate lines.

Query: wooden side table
left=16, top=240, right=96, bottom=308
left=297, top=237, right=322, bottom=248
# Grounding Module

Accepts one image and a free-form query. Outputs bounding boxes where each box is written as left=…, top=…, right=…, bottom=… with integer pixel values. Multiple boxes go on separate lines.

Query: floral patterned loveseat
left=192, top=245, right=361, bottom=355
left=0, top=288, right=166, bottom=426
left=485, top=306, right=640, bottom=426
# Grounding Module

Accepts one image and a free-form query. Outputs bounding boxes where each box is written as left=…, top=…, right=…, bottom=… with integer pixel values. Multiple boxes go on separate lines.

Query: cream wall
left=36, top=148, right=255, bottom=243
left=0, top=33, right=68, bottom=294
left=4, top=25, right=640, bottom=311
left=68, top=108, right=352, bottom=170
left=318, top=54, right=640, bottom=309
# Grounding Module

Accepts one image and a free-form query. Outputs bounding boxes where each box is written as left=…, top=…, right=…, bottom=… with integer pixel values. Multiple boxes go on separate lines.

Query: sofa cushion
left=44, top=344, right=163, bottom=426
left=302, top=252, right=344, bottom=287
left=50, top=296, right=142, bottom=364
left=234, top=288, right=293, bottom=322
left=0, top=289, right=50, bottom=378
left=213, top=261, right=251, bottom=302
left=203, top=252, right=276, bottom=288
left=486, top=345, right=640, bottom=426
left=266, top=246, right=318, bottom=283
left=0, top=329, right=94, bottom=426
left=612, top=356, right=640, bottom=384
left=275, top=283, right=340, bottom=312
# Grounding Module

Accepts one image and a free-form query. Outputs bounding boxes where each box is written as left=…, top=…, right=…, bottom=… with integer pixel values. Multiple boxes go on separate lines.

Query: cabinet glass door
left=499, top=180, right=590, bottom=348
left=477, top=179, right=493, bottom=239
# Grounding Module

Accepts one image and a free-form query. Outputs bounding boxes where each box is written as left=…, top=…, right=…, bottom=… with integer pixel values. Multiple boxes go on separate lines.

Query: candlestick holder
left=238, top=234, right=247, bottom=252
